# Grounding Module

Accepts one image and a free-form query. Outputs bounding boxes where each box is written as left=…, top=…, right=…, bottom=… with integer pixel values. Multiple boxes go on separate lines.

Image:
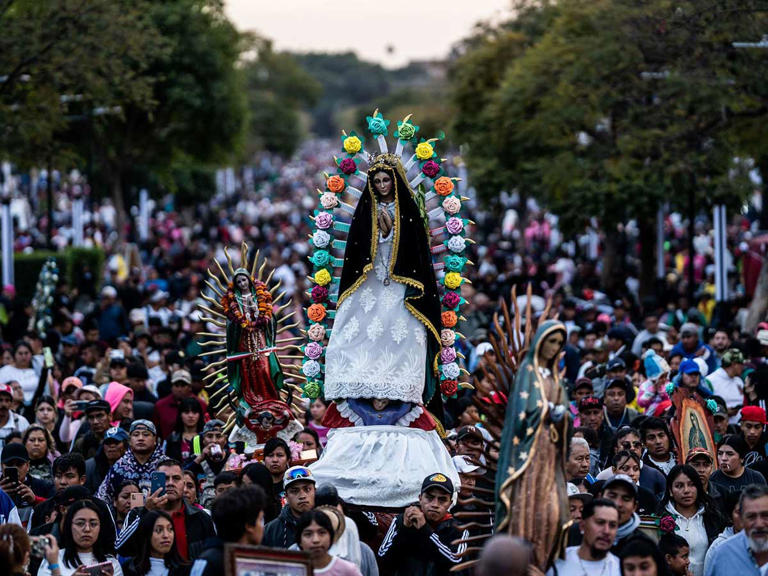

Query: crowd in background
left=0, top=142, right=767, bottom=575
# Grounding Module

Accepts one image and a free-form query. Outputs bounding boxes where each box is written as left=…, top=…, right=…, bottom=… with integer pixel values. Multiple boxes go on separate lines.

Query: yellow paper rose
left=444, top=272, right=463, bottom=290
left=343, top=136, right=362, bottom=154
left=415, top=142, right=434, bottom=160
left=314, top=269, right=332, bottom=286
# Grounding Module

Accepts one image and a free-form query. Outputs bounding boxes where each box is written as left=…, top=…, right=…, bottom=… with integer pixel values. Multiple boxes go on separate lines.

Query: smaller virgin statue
left=496, top=320, right=570, bottom=570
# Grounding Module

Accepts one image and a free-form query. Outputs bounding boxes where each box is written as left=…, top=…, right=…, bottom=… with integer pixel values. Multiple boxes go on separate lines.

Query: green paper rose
left=397, top=122, right=416, bottom=140
left=304, top=381, right=322, bottom=399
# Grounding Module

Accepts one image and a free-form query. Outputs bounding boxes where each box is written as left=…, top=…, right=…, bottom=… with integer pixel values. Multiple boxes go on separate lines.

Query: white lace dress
left=324, top=209, right=427, bottom=405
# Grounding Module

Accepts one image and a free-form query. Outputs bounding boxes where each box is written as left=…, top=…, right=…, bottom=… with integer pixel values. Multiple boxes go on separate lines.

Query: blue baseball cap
left=679, top=359, right=701, bottom=375
left=103, top=426, right=129, bottom=443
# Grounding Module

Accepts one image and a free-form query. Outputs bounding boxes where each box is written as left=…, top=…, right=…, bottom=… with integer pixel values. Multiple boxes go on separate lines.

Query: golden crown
left=367, top=152, right=401, bottom=167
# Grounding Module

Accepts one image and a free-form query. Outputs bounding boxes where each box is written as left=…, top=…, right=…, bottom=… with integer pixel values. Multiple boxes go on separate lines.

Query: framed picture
left=671, top=395, right=716, bottom=463
left=225, top=544, right=313, bottom=576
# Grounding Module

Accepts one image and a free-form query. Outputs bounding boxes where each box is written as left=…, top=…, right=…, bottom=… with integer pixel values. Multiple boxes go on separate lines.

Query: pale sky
left=225, top=0, right=514, bottom=67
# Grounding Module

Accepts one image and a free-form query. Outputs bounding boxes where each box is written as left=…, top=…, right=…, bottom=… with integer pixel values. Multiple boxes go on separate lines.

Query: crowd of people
left=0, top=142, right=766, bottom=576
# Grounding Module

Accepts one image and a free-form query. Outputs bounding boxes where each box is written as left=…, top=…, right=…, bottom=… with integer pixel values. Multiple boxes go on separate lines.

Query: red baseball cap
left=0, top=383, right=12, bottom=397
left=741, top=405, right=767, bottom=425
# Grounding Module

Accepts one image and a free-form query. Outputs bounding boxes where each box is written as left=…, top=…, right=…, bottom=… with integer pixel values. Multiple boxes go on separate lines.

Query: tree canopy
left=450, top=0, right=768, bottom=292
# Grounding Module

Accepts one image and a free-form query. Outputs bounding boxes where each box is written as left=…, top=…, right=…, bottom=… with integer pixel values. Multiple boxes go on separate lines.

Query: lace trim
left=336, top=401, right=363, bottom=426
left=396, top=405, right=424, bottom=427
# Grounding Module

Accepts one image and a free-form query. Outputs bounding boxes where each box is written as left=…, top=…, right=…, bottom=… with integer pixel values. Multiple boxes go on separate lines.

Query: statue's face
left=539, top=331, right=564, bottom=362
left=235, top=274, right=250, bottom=292
left=373, top=171, right=393, bottom=199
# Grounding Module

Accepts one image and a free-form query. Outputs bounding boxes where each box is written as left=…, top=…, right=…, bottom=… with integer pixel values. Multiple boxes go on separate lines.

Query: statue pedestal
left=310, top=425, right=459, bottom=508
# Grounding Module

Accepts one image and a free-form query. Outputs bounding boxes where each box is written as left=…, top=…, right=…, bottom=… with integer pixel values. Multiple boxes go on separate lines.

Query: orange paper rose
left=434, top=177, right=454, bottom=196
left=307, top=304, right=327, bottom=323
left=441, top=310, right=458, bottom=328
left=326, top=175, right=345, bottom=194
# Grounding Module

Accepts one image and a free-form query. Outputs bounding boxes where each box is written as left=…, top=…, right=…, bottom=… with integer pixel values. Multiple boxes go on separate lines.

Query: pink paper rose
left=307, top=323, right=326, bottom=341
left=445, top=217, right=464, bottom=235
left=305, top=342, right=324, bottom=360
left=320, top=193, right=339, bottom=210
left=441, top=346, right=457, bottom=363
left=440, top=329, right=456, bottom=346
left=315, top=212, right=333, bottom=230
left=442, top=196, right=461, bottom=215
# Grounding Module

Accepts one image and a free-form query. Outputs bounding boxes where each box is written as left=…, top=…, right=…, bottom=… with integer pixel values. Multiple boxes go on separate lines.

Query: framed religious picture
left=224, top=544, right=313, bottom=576
left=670, top=395, right=716, bottom=463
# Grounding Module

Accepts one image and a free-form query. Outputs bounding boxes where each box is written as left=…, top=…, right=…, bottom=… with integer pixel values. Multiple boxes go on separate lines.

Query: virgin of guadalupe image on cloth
left=675, top=398, right=716, bottom=462
left=495, top=320, right=571, bottom=570
left=306, top=112, right=464, bottom=507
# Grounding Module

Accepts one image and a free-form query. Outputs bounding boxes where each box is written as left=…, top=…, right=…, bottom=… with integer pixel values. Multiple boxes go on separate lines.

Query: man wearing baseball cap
left=597, top=474, right=653, bottom=554
left=685, top=448, right=724, bottom=509
left=263, top=465, right=316, bottom=548
left=72, top=399, right=112, bottom=459
left=379, top=472, right=468, bottom=574
left=84, top=426, right=129, bottom=494
left=708, top=349, right=746, bottom=424
left=0, top=382, right=29, bottom=456
left=96, top=418, right=164, bottom=503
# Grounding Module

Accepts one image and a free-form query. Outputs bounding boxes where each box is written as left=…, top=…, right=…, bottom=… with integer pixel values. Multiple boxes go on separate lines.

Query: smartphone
left=3, top=466, right=18, bottom=484
left=109, top=349, right=125, bottom=361
left=30, top=536, right=49, bottom=558
left=84, top=561, right=114, bottom=576
left=130, top=492, right=145, bottom=509
left=150, top=471, right=166, bottom=496
left=73, top=400, right=89, bottom=411
left=43, top=347, right=54, bottom=369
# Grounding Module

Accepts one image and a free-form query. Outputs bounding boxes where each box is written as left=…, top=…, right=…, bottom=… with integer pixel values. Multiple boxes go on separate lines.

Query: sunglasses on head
left=287, top=467, right=312, bottom=481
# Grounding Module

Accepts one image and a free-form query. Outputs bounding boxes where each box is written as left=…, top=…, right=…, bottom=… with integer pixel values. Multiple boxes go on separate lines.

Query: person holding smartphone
left=37, top=499, right=123, bottom=576
left=116, top=458, right=215, bottom=560
left=1, top=442, right=54, bottom=527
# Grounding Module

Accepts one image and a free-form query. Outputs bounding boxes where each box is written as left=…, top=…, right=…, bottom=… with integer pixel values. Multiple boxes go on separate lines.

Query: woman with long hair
left=24, top=424, right=60, bottom=482
left=294, top=427, right=323, bottom=457
left=122, top=510, right=188, bottom=576
left=37, top=499, right=122, bottom=576
left=164, top=398, right=204, bottom=461
left=657, top=464, right=725, bottom=576
left=34, top=395, right=59, bottom=436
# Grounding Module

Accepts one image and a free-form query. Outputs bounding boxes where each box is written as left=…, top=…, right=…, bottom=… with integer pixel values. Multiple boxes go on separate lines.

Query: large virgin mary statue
left=496, top=320, right=571, bottom=570
left=312, top=153, right=457, bottom=507
left=323, top=153, right=443, bottom=427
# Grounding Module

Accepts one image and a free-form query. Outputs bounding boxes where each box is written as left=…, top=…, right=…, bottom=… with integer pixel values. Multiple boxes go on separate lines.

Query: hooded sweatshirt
left=104, top=381, right=132, bottom=425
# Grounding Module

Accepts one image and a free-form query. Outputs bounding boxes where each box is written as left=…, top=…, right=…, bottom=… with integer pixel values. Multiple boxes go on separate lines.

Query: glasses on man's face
left=73, top=519, right=100, bottom=530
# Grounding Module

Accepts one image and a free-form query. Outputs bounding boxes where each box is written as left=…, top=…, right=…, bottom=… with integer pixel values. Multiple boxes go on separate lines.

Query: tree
left=82, top=0, right=248, bottom=235
left=0, top=0, right=161, bottom=165
left=243, top=39, right=322, bottom=157
left=451, top=0, right=768, bottom=297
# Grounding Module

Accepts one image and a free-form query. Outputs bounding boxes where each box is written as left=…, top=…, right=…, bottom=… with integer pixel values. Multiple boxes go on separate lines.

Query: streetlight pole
left=1, top=162, right=14, bottom=288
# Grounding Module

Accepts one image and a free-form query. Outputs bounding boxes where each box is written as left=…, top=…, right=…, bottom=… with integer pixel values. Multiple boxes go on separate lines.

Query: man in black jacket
left=192, top=485, right=267, bottom=576
left=116, top=458, right=215, bottom=560
left=378, top=472, right=469, bottom=576
left=84, top=426, right=128, bottom=494
left=262, top=465, right=316, bottom=548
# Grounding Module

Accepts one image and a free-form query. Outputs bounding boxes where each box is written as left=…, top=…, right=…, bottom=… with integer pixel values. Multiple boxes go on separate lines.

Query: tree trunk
left=110, top=171, right=128, bottom=243
left=638, top=213, right=657, bottom=300
left=745, top=253, right=768, bottom=333
left=601, top=225, right=622, bottom=295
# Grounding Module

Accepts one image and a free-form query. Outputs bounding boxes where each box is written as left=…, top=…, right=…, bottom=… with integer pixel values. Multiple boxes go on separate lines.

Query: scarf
left=616, top=512, right=641, bottom=541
